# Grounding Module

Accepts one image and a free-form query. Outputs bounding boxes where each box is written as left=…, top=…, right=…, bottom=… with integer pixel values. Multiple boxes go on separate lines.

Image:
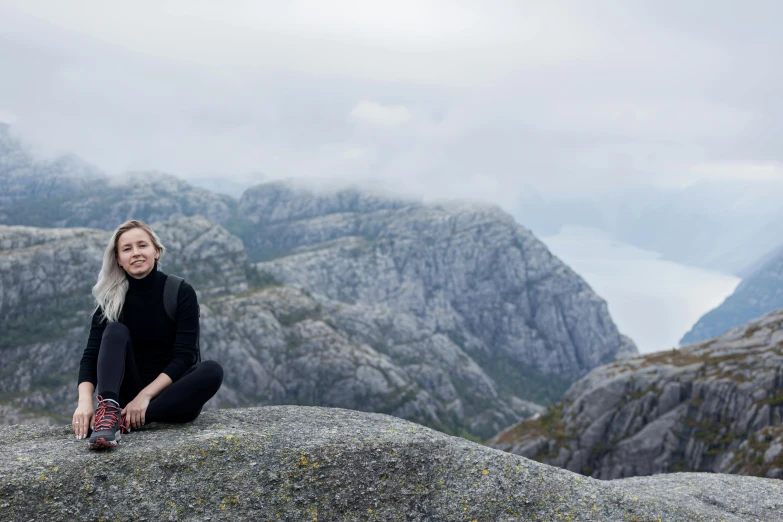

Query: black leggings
left=96, top=322, right=223, bottom=424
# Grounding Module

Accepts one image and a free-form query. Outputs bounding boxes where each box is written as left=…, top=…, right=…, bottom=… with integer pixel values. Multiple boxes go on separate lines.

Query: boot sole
left=87, top=431, right=121, bottom=450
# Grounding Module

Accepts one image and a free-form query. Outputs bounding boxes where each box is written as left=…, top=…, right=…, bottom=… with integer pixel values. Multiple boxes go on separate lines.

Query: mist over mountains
left=0, top=123, right=636, bottom=440
left=514, top=183, right=783, bottom=277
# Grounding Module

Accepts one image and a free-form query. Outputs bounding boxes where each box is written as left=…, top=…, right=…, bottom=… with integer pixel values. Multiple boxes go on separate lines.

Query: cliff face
left=487, top=308, right=783, bottom=480
left=237, top=183, right=636, bottom=406
left=1, top=406, right=781, bottom=522
left=681, top=248, right=783, bottom=345
left=0, top=218, right=544, bottom=439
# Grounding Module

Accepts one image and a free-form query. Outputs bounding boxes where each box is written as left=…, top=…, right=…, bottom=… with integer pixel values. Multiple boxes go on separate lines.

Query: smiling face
left=116, top=227, right=160, bottom=279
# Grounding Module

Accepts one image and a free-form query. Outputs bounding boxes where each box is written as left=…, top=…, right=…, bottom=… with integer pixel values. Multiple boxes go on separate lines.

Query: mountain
left=0, top=208, right=634, bottom=439
left=0, top=218, right=545, bottom=439
left=681, top=248, right=783, bottom=345
left=487, top=308, right=783, bottom=480
left=236, top=183, right=637, bottom=401
left=3, top=406, right=781, bottom=521
left=0, top=125, right=637, bottom=439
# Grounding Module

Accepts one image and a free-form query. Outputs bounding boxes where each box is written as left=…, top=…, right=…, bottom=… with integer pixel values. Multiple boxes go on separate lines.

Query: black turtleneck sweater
left=78, top=268, right=199, bottom=387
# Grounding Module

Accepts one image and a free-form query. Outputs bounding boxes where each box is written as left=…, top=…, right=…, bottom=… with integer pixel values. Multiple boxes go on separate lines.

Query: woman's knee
left=199, top=360, right=224, bottom=387
left=102, top=321, right=130, bottom=341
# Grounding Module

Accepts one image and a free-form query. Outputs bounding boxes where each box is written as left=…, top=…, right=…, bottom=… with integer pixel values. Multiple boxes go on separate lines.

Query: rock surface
left=2, top=406, right=782, bottom=522
left=487, top=308, right=783, bottom=480
left=240, top=183, right=637, bottom=404
left=681, top=247, right=783, bottom=345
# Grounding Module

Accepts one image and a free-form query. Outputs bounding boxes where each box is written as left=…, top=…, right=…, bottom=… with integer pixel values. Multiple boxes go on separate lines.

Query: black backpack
left=163, top=274, right=201, bottom=365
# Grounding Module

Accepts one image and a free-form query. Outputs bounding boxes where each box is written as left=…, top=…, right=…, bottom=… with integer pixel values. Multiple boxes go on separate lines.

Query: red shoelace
left=93, top=396, right=131, bottom=434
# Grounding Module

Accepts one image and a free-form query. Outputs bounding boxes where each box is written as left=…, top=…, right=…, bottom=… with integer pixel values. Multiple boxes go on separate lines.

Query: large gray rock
left=204, top=284, right=543, bottom=439
left=0, top=225, right=107, bottom=346
left=2, top=406, right=782, bottom=521
left=487, top=308, right=783, bottom=480
left=238, top=183, right=637, bottom=405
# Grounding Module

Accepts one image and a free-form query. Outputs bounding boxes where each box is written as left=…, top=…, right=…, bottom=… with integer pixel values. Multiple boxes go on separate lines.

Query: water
left=541, top=226, right=741, bottom=354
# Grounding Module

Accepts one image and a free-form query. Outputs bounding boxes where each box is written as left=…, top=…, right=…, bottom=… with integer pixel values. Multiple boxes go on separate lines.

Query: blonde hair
left=93, top=220, right=166, bottom=322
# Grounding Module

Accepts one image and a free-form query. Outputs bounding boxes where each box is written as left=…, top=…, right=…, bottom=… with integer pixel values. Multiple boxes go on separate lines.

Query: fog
left=542, top=226, right=741, bottom=354
left=2, top=1, right=782, bottom=203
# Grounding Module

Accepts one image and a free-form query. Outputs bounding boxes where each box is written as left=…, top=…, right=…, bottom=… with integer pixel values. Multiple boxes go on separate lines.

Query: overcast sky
left=2, top=0, right=783, bottom=206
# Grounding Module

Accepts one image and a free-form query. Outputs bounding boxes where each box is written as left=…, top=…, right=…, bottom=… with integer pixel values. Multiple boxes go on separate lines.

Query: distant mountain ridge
left=681, top=247, right=783, bottom=345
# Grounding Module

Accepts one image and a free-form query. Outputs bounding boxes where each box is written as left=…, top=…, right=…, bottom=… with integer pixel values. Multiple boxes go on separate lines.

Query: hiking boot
left=87, top=396, right=128, bottom=450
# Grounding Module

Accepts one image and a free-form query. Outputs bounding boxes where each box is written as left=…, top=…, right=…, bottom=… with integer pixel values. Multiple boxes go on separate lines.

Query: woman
left=73, top=220, right=223, bottom=449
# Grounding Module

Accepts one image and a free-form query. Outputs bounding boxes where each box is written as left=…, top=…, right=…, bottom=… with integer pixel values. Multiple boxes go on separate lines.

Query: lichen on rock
left=1, top=406, right=781, bottom=521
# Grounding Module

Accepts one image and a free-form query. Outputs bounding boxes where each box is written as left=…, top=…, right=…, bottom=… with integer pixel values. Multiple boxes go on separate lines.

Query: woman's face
left=116, top=228, right=159, bottom=279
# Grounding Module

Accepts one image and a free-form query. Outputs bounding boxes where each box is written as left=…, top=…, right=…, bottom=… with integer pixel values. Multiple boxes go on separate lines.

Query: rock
left=765, top=442, right=783, bottom=465
left=156, top=216, right=250, bottom=298
left=0, top=403, right=58, bottom=426
left=486, top=308, right=783, bottom=479
left=1, top=406, right=781, bottom=521
left=239, top=183, right=637, bottom=403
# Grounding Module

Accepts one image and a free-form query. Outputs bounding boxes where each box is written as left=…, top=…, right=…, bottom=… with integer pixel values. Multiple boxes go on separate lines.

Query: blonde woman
left=73, top=220, right=223, bottom=449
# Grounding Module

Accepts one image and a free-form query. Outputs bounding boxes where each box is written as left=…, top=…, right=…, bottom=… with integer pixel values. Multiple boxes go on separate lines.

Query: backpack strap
left=163, top=274, right=183, bottom=322
left=162, top=274, right=202, bottom=366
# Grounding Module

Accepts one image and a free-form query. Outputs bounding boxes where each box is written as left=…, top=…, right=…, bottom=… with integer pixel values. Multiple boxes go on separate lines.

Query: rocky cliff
left=2, top=406, right=782, bottom=521
left=487, top=308, right=783, bottom=480
left=681, top=247, right=783, bottom=345
left=238, top=183, right=636, bottom=406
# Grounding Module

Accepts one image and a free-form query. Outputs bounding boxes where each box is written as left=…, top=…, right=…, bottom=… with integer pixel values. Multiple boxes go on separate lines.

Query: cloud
left=340, top=147, right=368, bottom=160
left=680, top=161, right=783, bottom=184
left=0, top=109, right=16, bottom=124
left=349, top=101, right=412, bottom=128
left=0, top=1, right=599, bottom=87
left=1, top=0, right=783, bottom=208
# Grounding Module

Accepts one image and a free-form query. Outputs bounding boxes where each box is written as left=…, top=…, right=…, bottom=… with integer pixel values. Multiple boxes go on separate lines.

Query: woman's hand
left=121, top=394, right=151, bottom=430
left=73, top=400, right=94, bottom=440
